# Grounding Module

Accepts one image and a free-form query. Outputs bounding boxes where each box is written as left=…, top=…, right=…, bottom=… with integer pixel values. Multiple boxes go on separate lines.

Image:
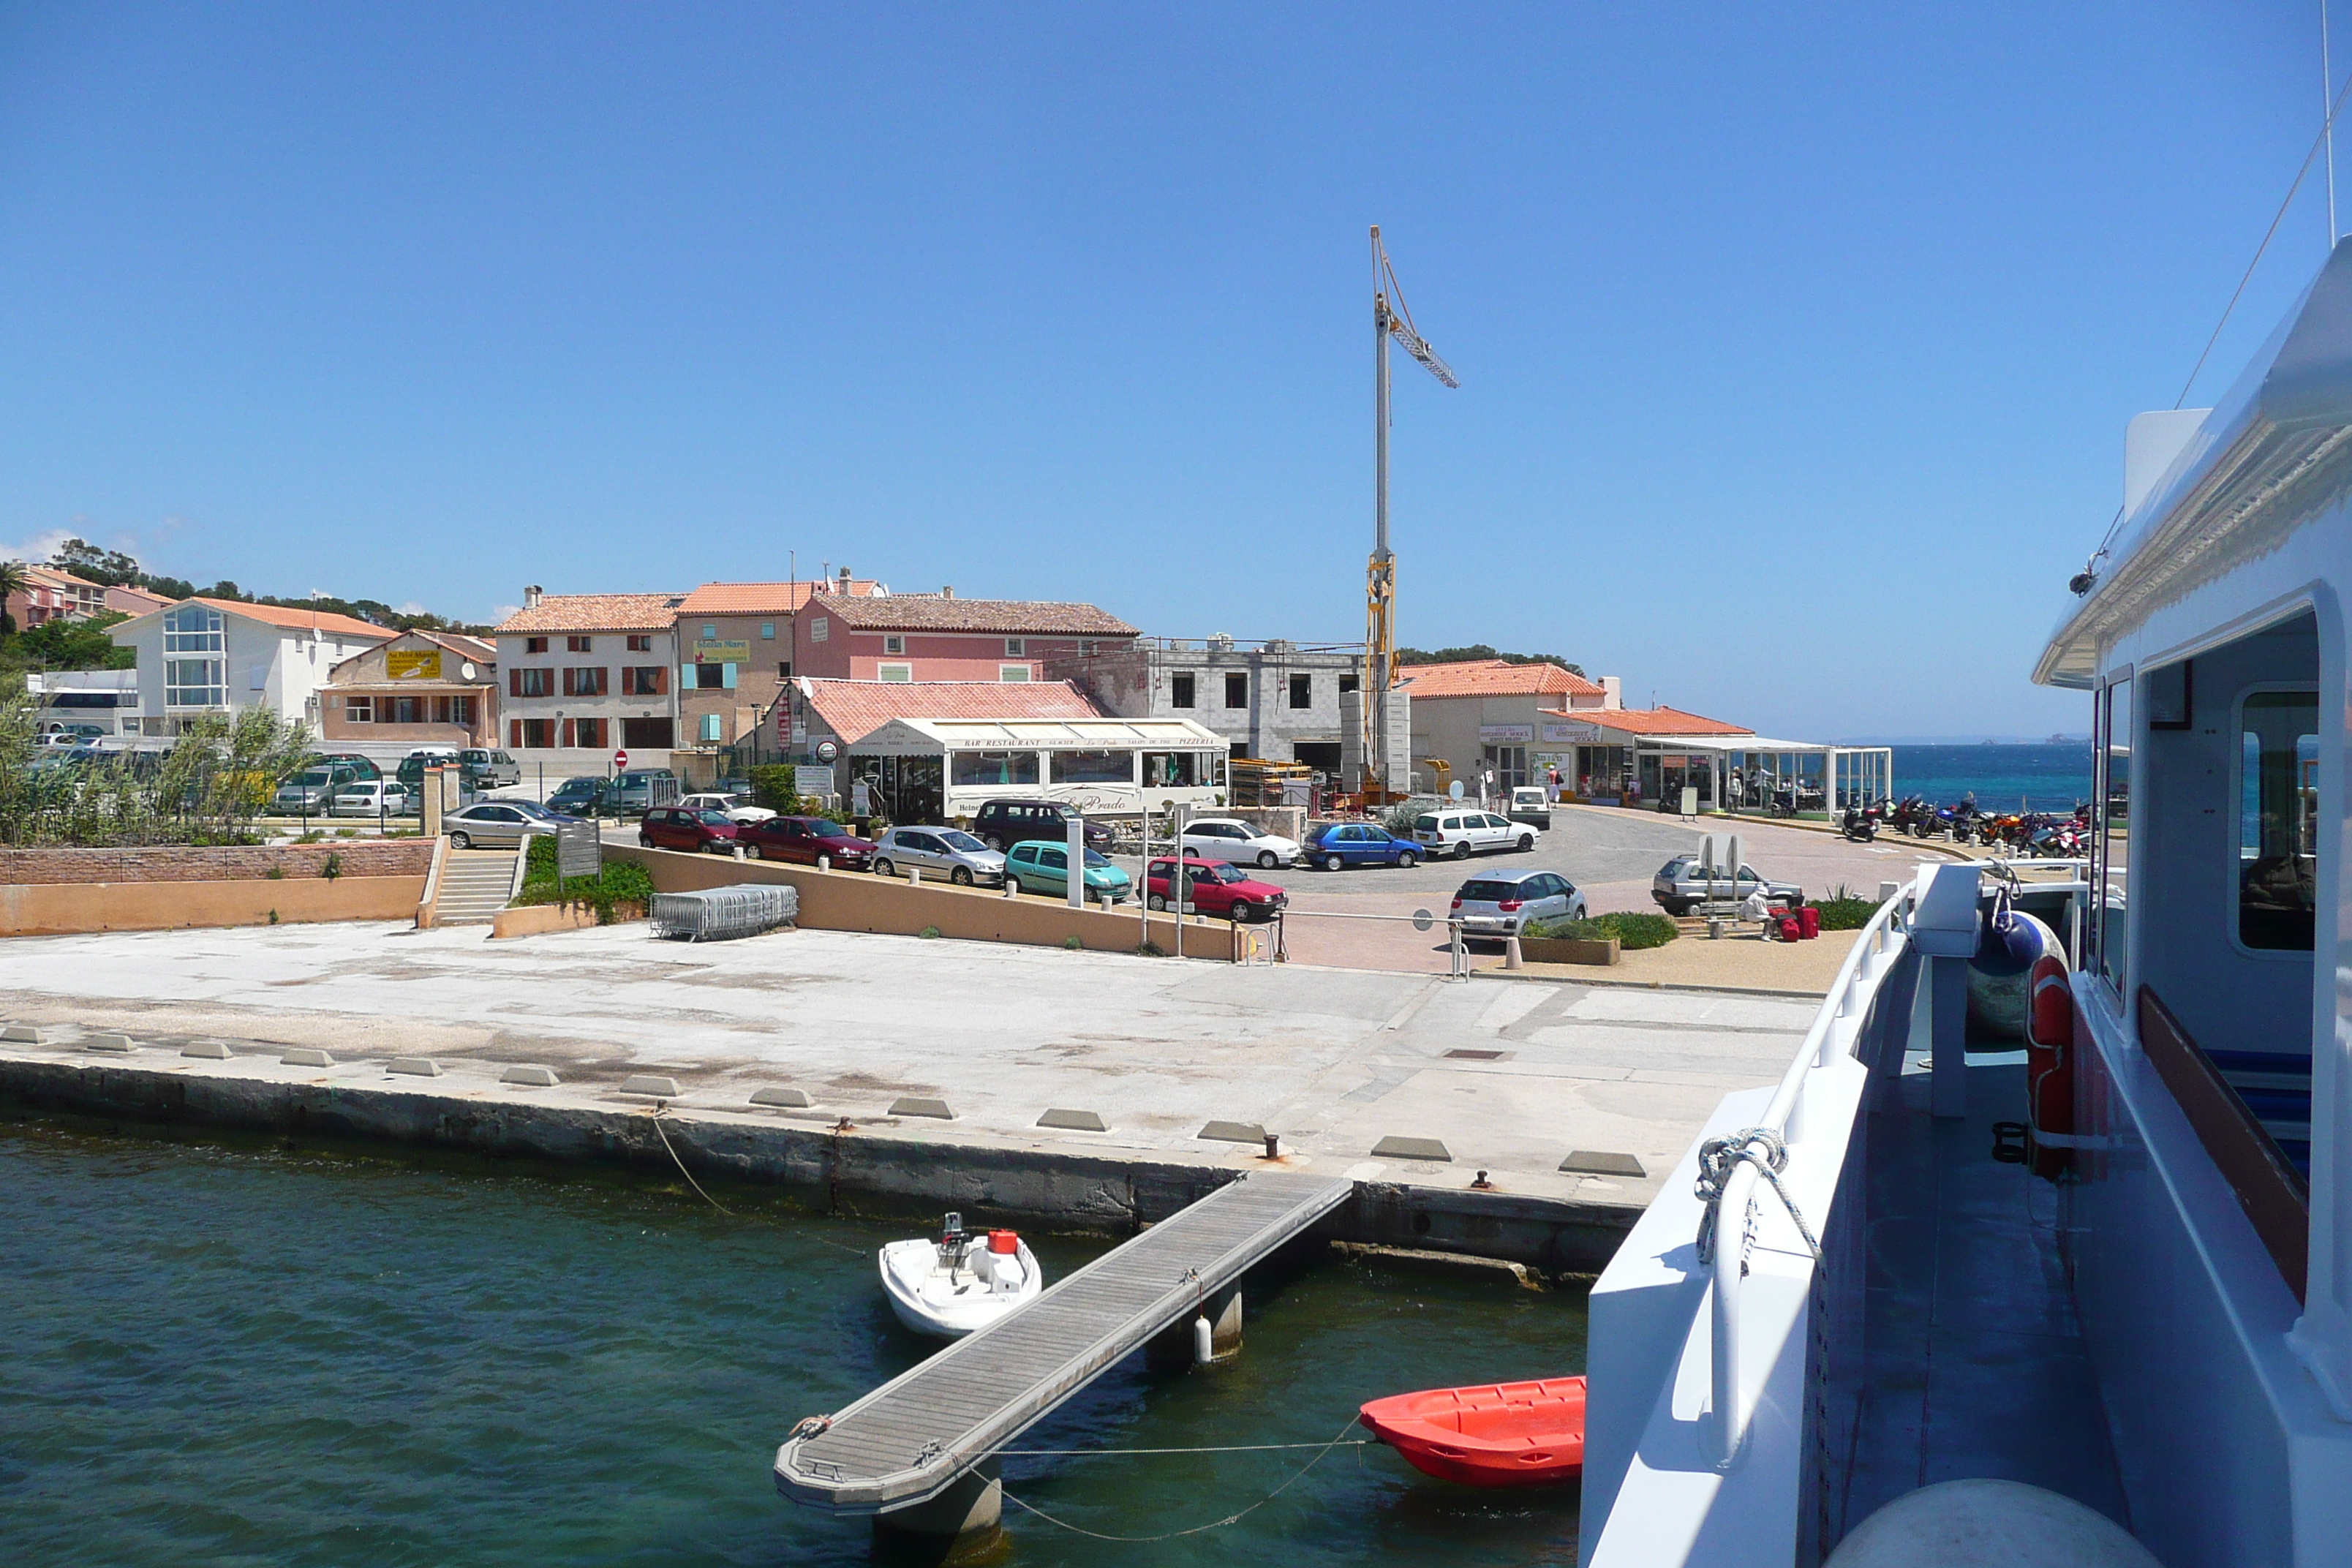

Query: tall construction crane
left=1362, top=225, right=1458, bottom=800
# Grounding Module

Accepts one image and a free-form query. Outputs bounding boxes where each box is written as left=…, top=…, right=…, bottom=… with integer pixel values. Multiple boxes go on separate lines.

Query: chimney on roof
left=1601, top=675, right=1621, bottom=710
left=524, top=584, right=543, bottom=610
left=941, top=585, right=954, bottom=599
left=837, top=567, right=851, bottom=593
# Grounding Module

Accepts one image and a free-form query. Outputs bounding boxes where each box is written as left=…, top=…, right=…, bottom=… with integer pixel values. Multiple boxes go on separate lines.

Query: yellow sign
left=386, top=650, right=442, bottom=681
left=693, top=639, right=751, bottom=663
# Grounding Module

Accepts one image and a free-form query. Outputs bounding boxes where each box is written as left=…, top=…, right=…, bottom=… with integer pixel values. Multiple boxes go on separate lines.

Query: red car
left=736, top=814, right=877, bottom=870
left=639, top=806, right=740, bottom=853
left=1145, top=857, right=1287, bottom=922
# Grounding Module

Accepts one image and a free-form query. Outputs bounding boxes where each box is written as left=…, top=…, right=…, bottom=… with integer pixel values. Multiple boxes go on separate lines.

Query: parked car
left=273, top=764, right=361, bottom=815
left=736, top=814, right=876, bottom=870
left=1301, top=821, right=1421, bottom=871
left=1650, top=853, right=1801, bottom=916
left=638, top=805, right=741, bottom=854
left=443, top=799, right=582, bottom=850
left=1451, top=869, right=1585, bottom=940
left=1178, top=817, right=1303, bottom=870
left=678, top=790, right=776, bottom=824
left=546, top=776, right=608, bottom=816
left=329, top=780, right=412, bottom=818
left=610, top=769, right=681, bottom=813
left=968, top=798, right=1117, bottom=853
left=1003, top=840, right=1131, bottom=903
left=314, top=751, right=382, bottom=783
left=459, top=748, right=521, bottom=788
left=1145, top=857, right=1286, bottom=921
left=1411, top=808, right=1536, bottom=859
left=1506, top=785, right=1553, bottom=830
left=395, top=749, right=466, bottom=800
left=872, top=826, right=1005, bottom=886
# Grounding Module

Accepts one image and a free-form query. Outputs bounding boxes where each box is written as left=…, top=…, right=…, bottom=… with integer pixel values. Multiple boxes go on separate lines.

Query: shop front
left=845, top=715, right=1231, bottom=825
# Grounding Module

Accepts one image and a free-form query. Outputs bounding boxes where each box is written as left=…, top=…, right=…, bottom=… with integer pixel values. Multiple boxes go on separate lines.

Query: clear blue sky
left=0, top=4, right=2336, bottom=738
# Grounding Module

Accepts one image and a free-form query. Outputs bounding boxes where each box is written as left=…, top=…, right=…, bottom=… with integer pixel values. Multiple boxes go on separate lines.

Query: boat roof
left=2037, top=238, right=2352, bottom=689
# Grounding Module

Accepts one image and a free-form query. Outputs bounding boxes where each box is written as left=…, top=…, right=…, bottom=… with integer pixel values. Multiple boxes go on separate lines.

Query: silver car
left=1650, top=853, right=1801, bottom=916
left=443, top=799, right=581, bottom=850
left=1452, top=869, right=1586, bottom=939
left=273, top=765, right=359, bottom=815
left=330, top=780, right=412, bottom=818
left=872, top=826, right=1006, bottom=887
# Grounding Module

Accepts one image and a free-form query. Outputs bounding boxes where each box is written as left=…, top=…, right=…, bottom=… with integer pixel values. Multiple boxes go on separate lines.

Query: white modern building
left=106, top=598, right=391, bottom=737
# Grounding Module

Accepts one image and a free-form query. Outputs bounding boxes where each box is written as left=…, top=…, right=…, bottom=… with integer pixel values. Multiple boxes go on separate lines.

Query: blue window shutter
left=722, top=663, right=737, bottom=690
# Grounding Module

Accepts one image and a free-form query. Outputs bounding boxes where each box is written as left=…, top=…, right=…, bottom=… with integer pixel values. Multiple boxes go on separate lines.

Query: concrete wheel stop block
left=3, top=1024, right=53, bottom=1044
left=181, top=1041, right=234, bottom=1060
left=888, top=1096, right=955, bottom=1120
left=388, top=1058, right=443, bottom=1077
left=750, top=1087, right=812, bottom=1108
left=1371, top=1135, right=1453, bottom=1162
left=501, top=1066, right=561, bottom=1088
left=1559, top=1150, right=1646, bottom=1177
left=86, top=1034, right=137, bottom=1053
left=1037, top=1108, right=1108, bottom=1132
left=622, top=1074, right=681, bottom=1097
left=281, top=1048, right=335, bottom=1068
left=1197, top=1120, right=1268, bottom=1144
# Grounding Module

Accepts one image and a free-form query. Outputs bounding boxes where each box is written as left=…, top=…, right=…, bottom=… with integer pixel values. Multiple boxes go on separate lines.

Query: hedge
left=747, top=764, right=800, bottom=814
left=510, top=833, right=655, bottom=924
left=1524, top=911, right=1679, bottom=949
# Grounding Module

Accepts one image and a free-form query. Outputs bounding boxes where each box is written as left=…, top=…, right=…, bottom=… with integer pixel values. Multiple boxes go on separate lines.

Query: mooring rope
left=1693, top=1126, right=1820, bottom=1267
left=647, top=1107, right=734, bottom=1216
left=998, top=1419, right=1362, bottom=1542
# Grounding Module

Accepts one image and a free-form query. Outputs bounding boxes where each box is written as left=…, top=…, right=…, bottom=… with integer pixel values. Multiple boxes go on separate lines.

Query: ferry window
left=2095, top=678, right=2131, bottom=992
left=1142, top=751, right=1200, bottom=788
left=2239, top=690, right=2318, bottom=951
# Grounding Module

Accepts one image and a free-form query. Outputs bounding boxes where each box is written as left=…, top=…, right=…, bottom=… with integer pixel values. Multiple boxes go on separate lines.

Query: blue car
left=1302, top=822, right=1422, bottom=871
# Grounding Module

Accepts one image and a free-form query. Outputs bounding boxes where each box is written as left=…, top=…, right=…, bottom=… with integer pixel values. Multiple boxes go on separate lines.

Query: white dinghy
left=878, top=1213, right=1043, bottom=1338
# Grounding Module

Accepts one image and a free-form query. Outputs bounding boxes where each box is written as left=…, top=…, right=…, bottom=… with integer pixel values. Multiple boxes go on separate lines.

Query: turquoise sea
left=1885, top=743, right=2093, bottom=814
left=0, top=1119, right=1588, bottom=1567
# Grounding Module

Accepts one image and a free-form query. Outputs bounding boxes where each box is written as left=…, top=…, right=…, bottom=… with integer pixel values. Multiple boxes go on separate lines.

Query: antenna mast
left=1363, top=225, right=1458, bottom=801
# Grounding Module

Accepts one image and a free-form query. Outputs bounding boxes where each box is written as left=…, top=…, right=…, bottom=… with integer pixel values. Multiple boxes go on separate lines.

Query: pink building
left=793, top=592, right=1137, bottom=684
left=6, top=566, right=107, bottom=630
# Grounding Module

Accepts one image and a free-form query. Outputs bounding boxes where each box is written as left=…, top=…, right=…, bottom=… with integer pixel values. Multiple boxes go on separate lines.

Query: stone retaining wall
left=0, top=841, right=433, bottom=885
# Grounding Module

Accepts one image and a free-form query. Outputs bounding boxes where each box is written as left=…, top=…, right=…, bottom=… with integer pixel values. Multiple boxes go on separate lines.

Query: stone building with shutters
left=319, top=630, right=500, bottom=750
left=490, top=588, right=683, bottom=774
left=671, top=575, right=884, bottom=759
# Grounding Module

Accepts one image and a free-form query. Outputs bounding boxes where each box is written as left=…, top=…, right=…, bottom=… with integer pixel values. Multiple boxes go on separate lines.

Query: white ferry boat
left=1580, top=244, right=2352, bottom=1564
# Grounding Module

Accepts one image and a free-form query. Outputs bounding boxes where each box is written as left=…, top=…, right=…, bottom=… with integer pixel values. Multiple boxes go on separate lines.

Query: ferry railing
left=1703, top=859, right=2090, bottom=1469
left=1705, top=872, right=1922, bottom=1470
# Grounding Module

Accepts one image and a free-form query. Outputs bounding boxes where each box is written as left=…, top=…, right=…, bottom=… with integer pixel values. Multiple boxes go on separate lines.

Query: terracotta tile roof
left=24, top=565, right=103, bottom=591
left=176, top=597, right=394, bottom=641
left=676, top=580, right=883, bottom=616
left=493, top=592, right=683, bottom=634
left=104, top=585, right=174, bottom=613
left=800, top=679, right=1103, bottom=745
left=1539, top=704, right=1753, bottom=736
left=1395, top=658, right=1604, bottom=698
left=810, top=596, right=1137, bottom=637
left=421, top=631, right=497, bottom=662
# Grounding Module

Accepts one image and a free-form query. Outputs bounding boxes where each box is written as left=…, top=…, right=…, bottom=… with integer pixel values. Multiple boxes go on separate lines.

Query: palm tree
left=0, top=559, right=27, bottom=636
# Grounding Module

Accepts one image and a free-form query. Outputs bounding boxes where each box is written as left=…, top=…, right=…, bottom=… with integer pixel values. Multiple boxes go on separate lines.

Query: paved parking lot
left=1121, top=804, right=1943, bottom=974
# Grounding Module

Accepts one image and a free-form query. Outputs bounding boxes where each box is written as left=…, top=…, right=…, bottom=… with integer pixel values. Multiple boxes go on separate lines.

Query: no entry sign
left=613, top=748, right=629, bottom=771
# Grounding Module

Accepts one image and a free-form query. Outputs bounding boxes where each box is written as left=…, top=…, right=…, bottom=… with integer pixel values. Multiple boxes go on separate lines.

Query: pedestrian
left=1546, top=765, right=1561, bottom=804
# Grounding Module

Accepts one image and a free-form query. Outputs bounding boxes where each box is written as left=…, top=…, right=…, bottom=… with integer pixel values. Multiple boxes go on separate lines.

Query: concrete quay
left=0, top=919, right=1826, bottom=1267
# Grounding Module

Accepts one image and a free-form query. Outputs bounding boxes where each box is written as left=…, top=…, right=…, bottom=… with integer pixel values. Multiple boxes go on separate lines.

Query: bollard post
left=1504, top=934, right=1523, bottom=970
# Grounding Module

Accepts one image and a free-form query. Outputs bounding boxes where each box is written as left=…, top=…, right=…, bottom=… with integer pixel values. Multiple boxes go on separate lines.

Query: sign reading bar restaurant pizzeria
left=385, top=650, right=443, bottom=681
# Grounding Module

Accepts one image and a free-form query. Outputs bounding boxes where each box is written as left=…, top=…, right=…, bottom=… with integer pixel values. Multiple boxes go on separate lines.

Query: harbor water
left=1885, top=742, right=2093, bottom=814
left=0, top=1120, right=1588, bottom=1567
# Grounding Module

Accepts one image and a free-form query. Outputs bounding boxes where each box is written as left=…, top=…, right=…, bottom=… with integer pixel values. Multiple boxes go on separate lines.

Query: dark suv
left=970, top=798, right=1115, bottom=853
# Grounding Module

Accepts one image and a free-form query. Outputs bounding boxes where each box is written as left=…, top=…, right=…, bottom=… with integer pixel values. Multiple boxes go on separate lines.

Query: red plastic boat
left=1357, top=1378, right=1586, bottom=1488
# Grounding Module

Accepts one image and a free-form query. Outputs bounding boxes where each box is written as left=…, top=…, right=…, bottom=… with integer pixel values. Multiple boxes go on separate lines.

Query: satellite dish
left=1412, top=908, right=1436, bottom=932
left=459, top=661, right=478, bottom=680
left=1447, top=780, right=1465, bottom=799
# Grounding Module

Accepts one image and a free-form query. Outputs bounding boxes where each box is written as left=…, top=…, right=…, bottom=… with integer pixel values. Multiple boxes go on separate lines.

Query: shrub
left=1525, top=911, right=1678, bottom=950
left=919, top=925, right=941, bottom=940
left=747, top=764, right=799, bottom=814
left=511, top=834, right=653, bottom=922
left=320, top=852, right=343, bottom=881
left=1814, top=886, right=1880, bottom=930
left=264, top=864, right=285, bottom=880
left=1063, top=935, right=1082, bottom=950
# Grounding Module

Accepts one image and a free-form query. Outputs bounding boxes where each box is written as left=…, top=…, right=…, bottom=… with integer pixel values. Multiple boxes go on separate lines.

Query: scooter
left=1839, top=799, right=1887, bottom=842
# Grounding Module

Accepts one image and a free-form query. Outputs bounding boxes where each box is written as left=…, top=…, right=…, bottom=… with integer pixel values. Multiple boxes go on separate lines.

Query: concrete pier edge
left=0, top=1053, right=1637, bottom=1274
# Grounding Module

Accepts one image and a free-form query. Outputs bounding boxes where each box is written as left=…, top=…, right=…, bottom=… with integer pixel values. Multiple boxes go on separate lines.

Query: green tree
left=0, top=560, right=26, bottom=636
left=1395, top=642, right=1585, bottom=676
left=46, top=539, right=144, bottom=588
left=12, top=611, right=134, bottom=671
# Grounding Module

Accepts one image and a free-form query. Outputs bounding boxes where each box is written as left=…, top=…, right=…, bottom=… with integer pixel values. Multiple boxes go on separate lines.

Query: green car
left=1003, top=840, right=1132, bottom=904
